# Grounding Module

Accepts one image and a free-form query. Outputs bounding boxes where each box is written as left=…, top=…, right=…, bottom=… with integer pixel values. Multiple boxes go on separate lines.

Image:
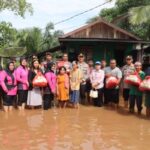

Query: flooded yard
left=0, top=105, right=150, bottom=150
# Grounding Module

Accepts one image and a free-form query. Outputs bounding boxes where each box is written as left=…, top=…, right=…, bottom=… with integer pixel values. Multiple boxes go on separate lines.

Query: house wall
left=62, top=41, right=133, bottom=67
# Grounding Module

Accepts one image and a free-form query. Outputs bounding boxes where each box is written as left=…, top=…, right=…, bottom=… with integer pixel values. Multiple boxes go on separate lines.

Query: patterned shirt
left=122, top=64, right=135, bottom=89
left=78, top=62, right=89, bottom=84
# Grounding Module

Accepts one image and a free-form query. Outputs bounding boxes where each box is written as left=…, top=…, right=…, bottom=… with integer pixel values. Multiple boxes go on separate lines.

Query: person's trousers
left=129, top=95, right=143, bottom=112
left=106, top=89, right=119, bottom=104
left=103, top=87, right=108, bottom=105
left=43, top=94, right=54, bottom=110
left=93, top=88, right=103, bottom=107
left=80, top=84, right=87, bottom=105
left=123, top=89, right=130, bottom=101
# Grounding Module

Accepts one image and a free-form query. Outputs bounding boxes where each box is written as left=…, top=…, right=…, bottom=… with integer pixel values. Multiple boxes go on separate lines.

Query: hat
left=78, top=53, right=84, bottom=57
left=95, top=61, right=101, bottom=65
left=126, top=55, right=133, bottom=60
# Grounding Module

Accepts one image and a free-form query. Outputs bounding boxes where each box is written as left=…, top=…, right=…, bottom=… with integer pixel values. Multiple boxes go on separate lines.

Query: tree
left=0, top=0, right=33, bottom=17
left=42, top=22, right=64, bottom=51
left=0, top=21, right=17, bottom=48
left=87, top=0, right=150, bottom=40
left=24, top=27, right=43, bottom=55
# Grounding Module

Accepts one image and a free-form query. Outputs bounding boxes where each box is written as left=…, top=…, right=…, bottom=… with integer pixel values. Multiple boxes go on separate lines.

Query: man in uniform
left=78, top=53, right=89, bottom=105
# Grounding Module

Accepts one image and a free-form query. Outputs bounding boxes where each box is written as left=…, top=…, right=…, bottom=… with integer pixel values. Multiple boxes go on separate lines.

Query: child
left=144, top=67, right=150, bottom=117
left=70, top=61, right=82, bottom=108
left=43, top=62, right=56, bottom=110
left=129, top=62, right=145, bottom=114
left=57, top=66, right=69, bottom=108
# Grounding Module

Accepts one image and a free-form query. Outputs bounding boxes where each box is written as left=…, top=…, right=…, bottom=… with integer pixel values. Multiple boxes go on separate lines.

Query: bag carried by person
left=106, top=76, right=118, bottom=89
left=124, top=73, right=141, bottom=86
left=33, top=72, right=48, bottom=87
left=139, top=76, right=150, bottom=91
left=90, top=90, right=98, bottom=98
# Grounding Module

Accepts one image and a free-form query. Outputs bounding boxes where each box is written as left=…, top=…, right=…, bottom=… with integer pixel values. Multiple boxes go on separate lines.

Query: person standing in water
left=90, top=61, right=105, bottom=107
left=70, top=61, right=82, bottom=108
left=77, top=53, right=89, bottom=105
left=43, top=62, right=56, bottom=110
left=144, top=67, right=150, bottom=117
left=101, top=59, right=108, bottom=105
left=16, top=58, right=29, bottom=110
left=129, top=62, right=145, bottom=114
left=27, top=59, right=43, bottom=109
left=1, top=62, right=17, bottom=112
left=0, top=65, right=4, bottom=110
left=105, top=59, right=122, bottom=108
left=122, top=56, right=135, bottom=108
left=57, top=66, right=69, bottom=108
left=86, top=60, right=94, bottom=104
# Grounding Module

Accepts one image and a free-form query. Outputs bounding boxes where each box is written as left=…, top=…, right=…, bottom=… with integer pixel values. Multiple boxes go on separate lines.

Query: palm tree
left=129, top=4, right=150, bottom=24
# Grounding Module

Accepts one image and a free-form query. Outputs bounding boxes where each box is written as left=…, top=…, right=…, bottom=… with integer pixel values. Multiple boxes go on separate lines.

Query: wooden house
left=58, top=18, right=150, bottom=66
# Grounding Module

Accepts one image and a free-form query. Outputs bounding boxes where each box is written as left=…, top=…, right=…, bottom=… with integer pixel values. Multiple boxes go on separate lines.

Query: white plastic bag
left=90, top=90, right=98, bottom=98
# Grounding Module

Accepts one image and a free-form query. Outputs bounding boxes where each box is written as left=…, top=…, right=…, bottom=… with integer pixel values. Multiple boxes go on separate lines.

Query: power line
left=54, top=0, right=111, bottom=26
left=40, top=0, right=111, bottom=31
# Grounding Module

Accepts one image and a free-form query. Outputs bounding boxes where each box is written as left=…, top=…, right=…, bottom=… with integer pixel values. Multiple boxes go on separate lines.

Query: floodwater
left=0, top=105, right=150, bottom=150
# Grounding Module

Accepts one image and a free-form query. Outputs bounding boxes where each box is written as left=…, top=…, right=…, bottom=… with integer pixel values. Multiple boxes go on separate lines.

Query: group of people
left=0, top=52, right=149, bottom=117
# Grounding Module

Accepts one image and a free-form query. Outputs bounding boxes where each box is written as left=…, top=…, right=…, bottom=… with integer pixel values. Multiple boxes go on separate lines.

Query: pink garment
left=0, top=70, right=5, bottom=85
left=45, top=72, right=56, bottom=93
left=16, top=66, right=29, bottom=90
left=90, top=69, right=105, bottom=89
left=1, top=70, right=17, bottom=95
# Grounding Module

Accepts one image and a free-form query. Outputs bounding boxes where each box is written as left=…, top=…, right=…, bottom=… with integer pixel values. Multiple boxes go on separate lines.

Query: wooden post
left=114, top=30, right=117, bottom=39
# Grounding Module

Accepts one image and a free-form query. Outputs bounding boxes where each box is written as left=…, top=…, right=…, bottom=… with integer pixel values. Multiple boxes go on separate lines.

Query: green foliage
left=87, top=0, right=150, bottom=40
left=0, top=0, right=33, bottom=17
left=42, top=22, right=64, bottom=52
left=0, top=21, right=17, bottom=48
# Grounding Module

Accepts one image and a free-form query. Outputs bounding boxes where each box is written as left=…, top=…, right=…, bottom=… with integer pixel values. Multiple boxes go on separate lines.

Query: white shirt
left=90, top=69, right=105, bottom=89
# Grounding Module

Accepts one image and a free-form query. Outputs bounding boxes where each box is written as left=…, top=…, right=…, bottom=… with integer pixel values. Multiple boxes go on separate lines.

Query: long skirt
left=27, top=88, right=42, bottom=106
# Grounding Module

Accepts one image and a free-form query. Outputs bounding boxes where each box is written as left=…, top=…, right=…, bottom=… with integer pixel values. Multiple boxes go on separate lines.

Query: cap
left=126, top=55, right=133, bottom=60
left=78, top=53, right=84, bottom=57
left=95, top=61, right=101, bottom=65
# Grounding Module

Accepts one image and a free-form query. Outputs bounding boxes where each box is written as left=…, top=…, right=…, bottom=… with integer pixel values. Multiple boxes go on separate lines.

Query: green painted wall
left=64, top=41, right=134, bottom=65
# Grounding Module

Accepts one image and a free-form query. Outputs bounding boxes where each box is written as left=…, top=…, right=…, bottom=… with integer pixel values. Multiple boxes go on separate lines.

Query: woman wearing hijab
left=43, top=62, right=56, bottom=110
left=1, top=62, right=17, bottom=112
left=16, top=57, right=29, bottom=110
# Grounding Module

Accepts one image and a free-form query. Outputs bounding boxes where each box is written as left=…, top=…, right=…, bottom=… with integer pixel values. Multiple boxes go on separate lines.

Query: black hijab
left=45, top=62, right=54, bottom=74
left=5, top=61, right=15, bottom=85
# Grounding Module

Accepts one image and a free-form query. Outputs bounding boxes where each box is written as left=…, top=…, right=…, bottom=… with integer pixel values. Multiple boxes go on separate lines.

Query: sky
left=0, top=0, right=115, bottom=33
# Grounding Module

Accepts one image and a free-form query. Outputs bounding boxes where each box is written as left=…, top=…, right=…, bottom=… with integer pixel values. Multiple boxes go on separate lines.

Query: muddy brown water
left=0, top=105, right=150, bottom=150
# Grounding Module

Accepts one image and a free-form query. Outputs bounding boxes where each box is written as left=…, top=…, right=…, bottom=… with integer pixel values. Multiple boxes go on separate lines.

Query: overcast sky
left=0, top=0, right=115, bottom=33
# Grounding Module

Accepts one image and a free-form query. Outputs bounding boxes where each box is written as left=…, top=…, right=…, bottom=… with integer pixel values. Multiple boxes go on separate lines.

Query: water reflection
left=0, top=106, right=150, bottom=150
